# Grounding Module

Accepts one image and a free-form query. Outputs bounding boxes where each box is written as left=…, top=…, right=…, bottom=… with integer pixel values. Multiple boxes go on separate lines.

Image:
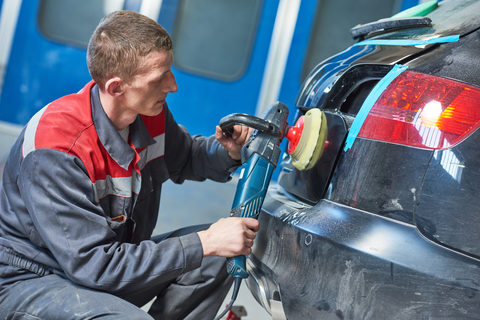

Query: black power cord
left=214, top=277, right=242, bottom=320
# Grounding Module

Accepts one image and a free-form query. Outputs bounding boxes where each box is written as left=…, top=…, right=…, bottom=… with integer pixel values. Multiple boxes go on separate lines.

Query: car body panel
left=247, top=0, right=480, bottom=318
left=250, top=195, right=480, bottom=319
left=409, top=30, right=480, bottom=88
left=416, top=126, right=480, bottom=258
left=328, top=139, right=432, bottom=225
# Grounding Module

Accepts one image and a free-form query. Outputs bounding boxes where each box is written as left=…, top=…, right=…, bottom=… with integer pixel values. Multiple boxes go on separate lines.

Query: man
left=0, top=10, right=258, bottom=319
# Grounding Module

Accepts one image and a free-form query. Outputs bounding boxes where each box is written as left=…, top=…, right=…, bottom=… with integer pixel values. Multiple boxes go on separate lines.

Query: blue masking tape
left=354, top=34, right=459, bottom=47
left=344, top=64, right=408, bottom=152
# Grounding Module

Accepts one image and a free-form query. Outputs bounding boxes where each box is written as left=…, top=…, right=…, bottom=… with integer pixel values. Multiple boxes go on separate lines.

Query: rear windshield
left=371, top=0, right=480, bottom=40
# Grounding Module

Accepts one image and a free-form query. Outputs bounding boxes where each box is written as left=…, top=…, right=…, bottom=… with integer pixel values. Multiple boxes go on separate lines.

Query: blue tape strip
left=354, top=34, right=460, bottom=47
left=344, top=64, right=408, bottom=152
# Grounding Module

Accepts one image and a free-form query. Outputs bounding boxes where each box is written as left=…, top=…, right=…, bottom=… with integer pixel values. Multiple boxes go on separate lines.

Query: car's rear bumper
left=247, top=186, right=480, bottom=319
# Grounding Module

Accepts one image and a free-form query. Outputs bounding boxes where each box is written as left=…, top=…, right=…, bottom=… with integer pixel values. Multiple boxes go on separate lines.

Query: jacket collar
left=90, top=84, right=156, bottom=170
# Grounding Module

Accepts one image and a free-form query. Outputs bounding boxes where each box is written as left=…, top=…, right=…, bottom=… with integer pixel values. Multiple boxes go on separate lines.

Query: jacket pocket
left=106, top=215, right=127, bottom=241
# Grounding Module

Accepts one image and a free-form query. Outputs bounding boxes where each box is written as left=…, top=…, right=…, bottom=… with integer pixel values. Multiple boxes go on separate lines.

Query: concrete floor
left=153, top=178, right=272, bottom=320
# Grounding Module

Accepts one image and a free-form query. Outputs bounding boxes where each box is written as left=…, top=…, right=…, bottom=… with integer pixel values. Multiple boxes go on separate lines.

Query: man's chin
left=156, top=103, right=164, bottom=115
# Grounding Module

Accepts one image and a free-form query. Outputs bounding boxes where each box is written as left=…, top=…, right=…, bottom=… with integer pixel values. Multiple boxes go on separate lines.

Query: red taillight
left=358, top=71, right=480, bottom=149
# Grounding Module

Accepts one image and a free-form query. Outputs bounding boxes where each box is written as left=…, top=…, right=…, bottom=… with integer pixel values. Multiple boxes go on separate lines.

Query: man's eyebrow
left=155, top=70, right=170, bottom=81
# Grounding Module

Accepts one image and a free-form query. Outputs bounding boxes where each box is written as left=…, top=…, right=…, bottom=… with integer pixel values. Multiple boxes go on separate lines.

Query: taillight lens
left=358, top=70, right=480, bottom=149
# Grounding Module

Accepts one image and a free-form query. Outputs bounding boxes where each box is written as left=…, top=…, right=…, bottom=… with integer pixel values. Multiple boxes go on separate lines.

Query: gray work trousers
left=0, top=225, right=234, bottom=319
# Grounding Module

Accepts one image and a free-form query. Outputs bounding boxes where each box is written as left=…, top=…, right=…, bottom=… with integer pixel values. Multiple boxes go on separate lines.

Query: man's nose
left=165, top=72, right=178, bottom=93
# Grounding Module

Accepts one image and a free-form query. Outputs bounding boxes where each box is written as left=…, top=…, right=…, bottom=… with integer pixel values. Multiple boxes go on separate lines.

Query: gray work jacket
left=0, top=82, right=239, bottom=295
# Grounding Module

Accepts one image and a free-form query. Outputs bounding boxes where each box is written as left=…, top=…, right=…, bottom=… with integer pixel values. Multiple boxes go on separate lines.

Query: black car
left=245, top=0, right=480, bottom=319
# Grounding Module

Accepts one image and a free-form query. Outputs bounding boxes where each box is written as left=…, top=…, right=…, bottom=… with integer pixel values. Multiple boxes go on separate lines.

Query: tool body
left=214, top=102, right=327, bottom=319
left=227, top=155, right=274, bottom=277
left=221, top=102, right=289, bottom=278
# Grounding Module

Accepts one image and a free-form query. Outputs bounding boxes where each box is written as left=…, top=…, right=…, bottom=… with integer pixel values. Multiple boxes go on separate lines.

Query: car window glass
left=37, top=0, right=125, bottom=48
left=302, top=0, right=399, bottom=81
left=172, top=0, right=262, bottom=81
left=373, top=0, right=480, bottom=41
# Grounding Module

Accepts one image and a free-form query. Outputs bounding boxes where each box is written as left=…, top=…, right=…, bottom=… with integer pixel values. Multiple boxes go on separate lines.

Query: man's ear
left=104, top=77, right=123, bottom=97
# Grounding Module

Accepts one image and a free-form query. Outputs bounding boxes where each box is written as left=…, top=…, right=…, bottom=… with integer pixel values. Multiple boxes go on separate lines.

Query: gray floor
left=155, top=178, right=272, bottom=320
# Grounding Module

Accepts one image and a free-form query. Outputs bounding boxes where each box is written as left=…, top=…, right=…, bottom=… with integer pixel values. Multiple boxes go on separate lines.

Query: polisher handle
left=219, top=113, right=283, bottom=138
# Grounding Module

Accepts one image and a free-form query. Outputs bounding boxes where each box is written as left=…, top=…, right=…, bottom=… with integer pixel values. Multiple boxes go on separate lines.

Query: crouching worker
left=0, top=10, right=258, bottom=320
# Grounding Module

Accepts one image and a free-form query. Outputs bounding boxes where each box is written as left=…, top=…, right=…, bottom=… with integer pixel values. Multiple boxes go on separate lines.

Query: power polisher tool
left=214, top=102, right=327, bottom=319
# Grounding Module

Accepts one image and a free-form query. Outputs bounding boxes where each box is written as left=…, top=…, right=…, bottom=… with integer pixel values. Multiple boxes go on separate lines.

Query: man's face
left=120, top=50, right=177, bottom=117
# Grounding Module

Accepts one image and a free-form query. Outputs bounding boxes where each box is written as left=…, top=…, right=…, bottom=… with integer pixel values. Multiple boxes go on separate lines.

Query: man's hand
left=215, top=125, right=253, bottom=160
left=197, top=217, right=260, bottom=257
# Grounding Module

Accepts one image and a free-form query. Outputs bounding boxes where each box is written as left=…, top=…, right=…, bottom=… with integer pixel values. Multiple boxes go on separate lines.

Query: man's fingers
left=244, top=238, right=254, bottom=248
left=216, top=124, right=252, bottom=146
left=238, top=126, right=252, bottom=144
left=244, top=217, right=260, bottom=232
left=231, top=125, right=252, bottom=144
left=198, top=217, right=260, bottom=257
left=244, top=227, right=257, bottom=240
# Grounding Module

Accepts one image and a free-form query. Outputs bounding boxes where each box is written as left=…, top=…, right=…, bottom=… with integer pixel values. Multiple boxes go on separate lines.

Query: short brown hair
left=87, top=10, right=172, bottom=89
